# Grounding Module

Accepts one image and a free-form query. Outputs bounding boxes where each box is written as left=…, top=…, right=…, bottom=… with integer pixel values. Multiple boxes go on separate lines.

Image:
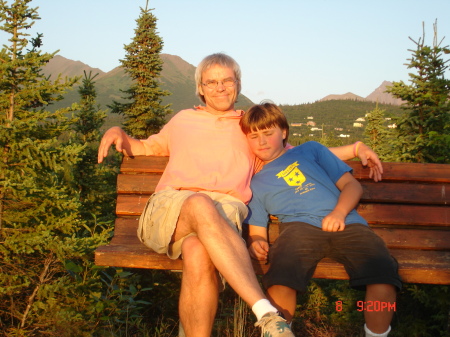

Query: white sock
left=364, top=324, right=391, bottom=337
left=252, top=299, right=278, bottom=321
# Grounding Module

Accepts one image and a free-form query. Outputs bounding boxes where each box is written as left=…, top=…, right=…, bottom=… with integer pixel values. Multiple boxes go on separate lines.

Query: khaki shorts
left=137, top=188, right=248, bottom=259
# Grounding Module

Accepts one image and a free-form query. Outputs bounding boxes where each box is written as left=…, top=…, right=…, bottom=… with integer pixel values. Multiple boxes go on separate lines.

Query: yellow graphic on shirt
left=276, top=161, right=316, bottom=194
left=276, top=161, right=306, bottom=186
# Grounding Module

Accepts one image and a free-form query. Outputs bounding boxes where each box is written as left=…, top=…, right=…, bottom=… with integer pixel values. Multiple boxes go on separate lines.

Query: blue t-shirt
left=246, top=141, right=368, bottom=228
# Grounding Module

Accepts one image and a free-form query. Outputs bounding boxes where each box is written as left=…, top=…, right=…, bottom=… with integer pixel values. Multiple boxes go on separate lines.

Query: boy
left=240, top=102, right=401, bottom=337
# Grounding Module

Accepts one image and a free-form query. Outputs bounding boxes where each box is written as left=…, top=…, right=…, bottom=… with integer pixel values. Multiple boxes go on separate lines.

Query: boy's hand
left=322, top=211, right=346, bottom=232
left=356, top=143, right=383, bottom=182
left=248, top=239, right=269, bottom=261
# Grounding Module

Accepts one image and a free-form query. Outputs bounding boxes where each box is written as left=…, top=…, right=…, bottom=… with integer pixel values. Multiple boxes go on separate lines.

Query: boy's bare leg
left=179, top=236, right=219, bottom=337
left=364, top=284, right=397, bottom=334
left=173, top=194, right=266, bottom=307
left=267, top=285, right=297, bottom=322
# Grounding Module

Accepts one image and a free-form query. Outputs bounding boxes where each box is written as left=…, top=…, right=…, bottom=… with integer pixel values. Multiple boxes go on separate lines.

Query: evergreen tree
left=0, top=0, right=84, bottom=333
left=72, top=71, right=118, bottom=221
left=363, top=104, right=398, bottom=161
left=109, top=1, right=172, bottom=139
left=386, top=21, right=450, bottom=163
left=0, top=2, right=142, bottom=335
left=63, top=70, right=151, bottom=337
left=74, top=71, right=105, bottom=143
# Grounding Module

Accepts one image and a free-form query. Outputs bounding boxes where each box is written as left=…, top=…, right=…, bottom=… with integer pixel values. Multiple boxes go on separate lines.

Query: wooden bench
left=95, top=155, right=450, bottom=285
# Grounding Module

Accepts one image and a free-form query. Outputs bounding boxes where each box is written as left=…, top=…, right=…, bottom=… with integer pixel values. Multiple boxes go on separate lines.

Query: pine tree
left=363, top=104, right=398, bottom=161
left=74, top=71, right=105, bottom=143
left=72, top=71, right=118, bottom=221
left=109, top=1, right=172, bottom=139
left=0, top=0, right=86, bottom=332
left=0, top=2, right=150, bottom=333
left=64, top=71, right=152, bottom=337
left=386, top=21, right=450, bottom=163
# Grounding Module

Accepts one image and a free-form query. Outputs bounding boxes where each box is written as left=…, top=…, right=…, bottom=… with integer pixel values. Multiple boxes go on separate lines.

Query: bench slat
left=117, top=174, right=160, bottom=194
left=119, top=157, right=450, bottom=183
left=350, top=161, right=450, bottom=182
left=115, top=194, right=151, bottom=216
left=116, top=173, right=450, bottom=206
left=115, top=195, right=449, bottom=227
left=120, top=155, right=169, bottom=173
left=358, top=204, right=449, bottom=227
left=95, top=242, right=450, bottom=285
left=269, top=226, right=450, bottom=250
left=96, top=243, right=184, bottom=270
left=115, top=217, right=450, bottom=251
left=360, top=182, right=449, bottom=205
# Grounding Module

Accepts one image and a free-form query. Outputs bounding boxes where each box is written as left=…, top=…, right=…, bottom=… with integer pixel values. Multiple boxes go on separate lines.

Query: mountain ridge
left=320, top=81, right=403, bottom=105
left=42, top=55, right=403, bottom=116
left=42, top=54, right=253, bottom=114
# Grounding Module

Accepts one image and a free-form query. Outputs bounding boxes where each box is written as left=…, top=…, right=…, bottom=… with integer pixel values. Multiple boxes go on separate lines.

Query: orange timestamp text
left=335, top=301, right=396, bottom=312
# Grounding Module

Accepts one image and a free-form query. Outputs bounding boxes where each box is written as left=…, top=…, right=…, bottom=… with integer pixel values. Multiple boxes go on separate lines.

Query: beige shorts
left=137, top=188, right=248, bottom=259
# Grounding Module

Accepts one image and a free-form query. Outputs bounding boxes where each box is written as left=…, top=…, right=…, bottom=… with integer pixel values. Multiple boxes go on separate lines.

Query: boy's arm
left=247, top=224, right=269, bottom=261
left=322, top=172, right=363, bottom=232
left=328, top=142, right=383, bottom=182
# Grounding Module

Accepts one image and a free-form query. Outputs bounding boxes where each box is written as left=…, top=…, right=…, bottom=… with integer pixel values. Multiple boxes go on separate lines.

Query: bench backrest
left=116, top=156, right=450, bottom=226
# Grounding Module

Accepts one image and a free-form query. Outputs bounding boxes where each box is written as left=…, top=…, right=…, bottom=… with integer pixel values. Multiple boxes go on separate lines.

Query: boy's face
left=246, top=126, right=287, bottom=164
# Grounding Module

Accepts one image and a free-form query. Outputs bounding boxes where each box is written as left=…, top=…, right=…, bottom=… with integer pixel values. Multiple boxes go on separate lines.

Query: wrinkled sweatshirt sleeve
left=139, top=123, right=171, bottom=156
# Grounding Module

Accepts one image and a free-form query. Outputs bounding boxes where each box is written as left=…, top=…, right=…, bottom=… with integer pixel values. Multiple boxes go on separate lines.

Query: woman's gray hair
left=195, top=53, right=242, bottom=104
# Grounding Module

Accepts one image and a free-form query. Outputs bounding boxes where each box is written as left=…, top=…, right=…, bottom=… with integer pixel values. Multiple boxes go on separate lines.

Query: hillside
left=281, top=100, right=403, bottom=144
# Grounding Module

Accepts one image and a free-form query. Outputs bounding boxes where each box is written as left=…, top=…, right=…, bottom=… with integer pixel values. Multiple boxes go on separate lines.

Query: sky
left=3, top=0, right=450, bottom=105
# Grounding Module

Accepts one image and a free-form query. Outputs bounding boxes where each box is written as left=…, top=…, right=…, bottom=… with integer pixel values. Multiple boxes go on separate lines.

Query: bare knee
left=174, top=194, right=218, bottom=239
left=183, top=193, right=215, bottom=213
left=177, top=193, right=224, bottom=237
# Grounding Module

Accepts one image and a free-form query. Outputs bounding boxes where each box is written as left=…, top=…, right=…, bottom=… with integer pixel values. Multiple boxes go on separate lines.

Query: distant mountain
left=321, top=92, right=365, bottom=102
left=43, top=55, right=105, bottom=79
left=42, top=54, right=253, bottom=118
left=365, top=81, right=404, bottom=105
left=320, top=81, right=403, bottom=106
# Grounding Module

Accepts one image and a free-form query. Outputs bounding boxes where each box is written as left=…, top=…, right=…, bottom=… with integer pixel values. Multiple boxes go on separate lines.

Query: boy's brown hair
left=240, top=102, right=290, bottom=146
